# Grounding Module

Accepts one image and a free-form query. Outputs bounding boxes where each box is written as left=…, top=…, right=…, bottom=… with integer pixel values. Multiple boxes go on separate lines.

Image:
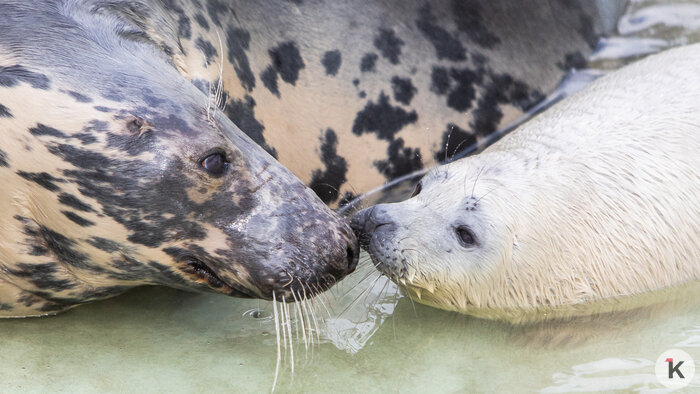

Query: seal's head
left=351, top=159, right=516, bottom=313
left=0, top=0, right=358, bottom=316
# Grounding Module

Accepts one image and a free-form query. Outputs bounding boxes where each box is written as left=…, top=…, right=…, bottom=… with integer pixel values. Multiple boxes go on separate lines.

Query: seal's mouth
left=180, top=256, right=258, bottom=298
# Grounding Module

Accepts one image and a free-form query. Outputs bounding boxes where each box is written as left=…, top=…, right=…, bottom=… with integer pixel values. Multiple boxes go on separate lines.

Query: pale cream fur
left=368, top=44, right=700, bottom=317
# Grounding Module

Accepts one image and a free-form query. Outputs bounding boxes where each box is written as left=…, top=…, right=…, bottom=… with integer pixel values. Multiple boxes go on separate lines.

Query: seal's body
left=0, top=1, right=357, bottom=317
left=352, top=44, right=700, bottom=318
left=170, top=0, right=624, bottom=204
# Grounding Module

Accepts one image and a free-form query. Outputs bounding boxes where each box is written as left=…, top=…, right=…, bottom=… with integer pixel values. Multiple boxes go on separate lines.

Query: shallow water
left=4, top=1, right=700, bottom=392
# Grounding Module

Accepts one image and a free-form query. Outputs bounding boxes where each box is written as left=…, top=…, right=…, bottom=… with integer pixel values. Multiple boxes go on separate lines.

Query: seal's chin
left=179, top=256, right=258, bottom=298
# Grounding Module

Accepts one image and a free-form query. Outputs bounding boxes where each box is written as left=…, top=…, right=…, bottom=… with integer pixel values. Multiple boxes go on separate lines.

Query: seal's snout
left=351, top=205, right=396, bottom=248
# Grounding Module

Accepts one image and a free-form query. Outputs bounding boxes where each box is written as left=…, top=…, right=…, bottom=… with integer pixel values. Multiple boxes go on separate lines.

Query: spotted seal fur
left=0, top=0, right=358, bottom=317
left=162, top=0, right=625, bottom=205
left=351, top=44, right=700, bottom=319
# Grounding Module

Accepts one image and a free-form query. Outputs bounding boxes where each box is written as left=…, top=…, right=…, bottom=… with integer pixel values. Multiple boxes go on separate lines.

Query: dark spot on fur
left=435, top=124, right=477, bottom=162
left=225, top=95, right=278, bottom=158
left=9, top=263, right=77, bottom=291
left=0, top=303, right=13, bottom=311
left=39, top=226, right=104, bottom=271
left=206, top=0, right=229, bottom=26
left=226, top=27, right=256, bottom=91
left=194, top=13, right=210, bottom=30
left=94, top=106, right=114, bottom=113
left=16, top=171, right=64, bottom=191
left=0, top=103, right=12, bottom=118
left=431, top=66, right=451, bottom=95
left=391, top=76, right=416, bottom=105
left=62, top=211, right=95, bottom=227
left=322, top=50, right=342, bottom=76
left=268, top=42, right=305, bottom=85
left=178, top=16, right=191, bottom=39
left=451, top=0, right=501, bottom=48
left=416, top=5, right=467, bottom=61
left=352, top=92, right=417, bottom=141
left=0, top=149, right=8, bottom=167
left=374, top=138, right=423, bottom=179
left=446, top=67, right=481, bottom=112
left=310, top=129, right=348, bottom=204
left=373, top=29, right=404, bottom=64
left=195, top=37, right=218, bottom=65
left=260, top=65, right=279, bottom=97
left=67, top=91, right=92, bottom=103
left=86, top=237, right=122, bottom=253
left=352, top=79, right=360, bottom=87
left=360, top=53, right=378, bottom=72
left=472, top=74, right=544, bottom=135
left=0, top=65, right=50, bottom=89
left=358, top=91, right=366, bottom=99
left=29, top=124, right=68, bottom=138
left=58, top=193, right=95, bottom=212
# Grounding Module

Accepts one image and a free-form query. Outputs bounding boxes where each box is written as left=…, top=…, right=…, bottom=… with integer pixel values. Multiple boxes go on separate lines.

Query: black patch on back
left=373, top=29, right=404, bottom=65
left=8, top=263, right=77, bottom=291
left=260, top=65, right=280, bottom=97
left=58, top=193, right=96, bottom=212
left=360, top=53, right=378, bottom=72
left=0, top=149, right=8, bottom=167
left=416, top=5, right=467, bottom=61
left=472, top=73, right=544, bottom=135
left=309, top=129, right=348, bottom=204
left=206, top=0, right=229, bottom=26
left=0, top=103, right=12, bottom=118
left=178, top=15, right=192, bottom=39
left=225, top=95, right=278, bottom=158
left=194, top=13, right=210, bottom=30
left=39, top=226, right=103, bottom=271
left=321, top=50, right=342, bottom=76
left=430, top=66, right=451, bottom=95
left=435, top=124, right=477, bottom=162
left=0, top=65, right=50, bottom=90
left=62, top=211, right=95, bottom=227
left=226, top=27, right=256, bottom=91
left=268, top=42, right=305, bottom=85
left=352, top=92, right=417, bottom=141
left=16, top=171, right=64, bottom=191
left=446, top=67, right=481, bottom=112
left=86, top=237, right=122, bottom=253
left=29, top=124, right=68, bottom=138
left=195, top=37, right=218, bottom=65
left=67, top=91, right=93, bottom=103
left=451, top=0, right=501, bottom=48
left=374, top=138, right=423, bottom=179
left=390, top=76, right=416, bottom=105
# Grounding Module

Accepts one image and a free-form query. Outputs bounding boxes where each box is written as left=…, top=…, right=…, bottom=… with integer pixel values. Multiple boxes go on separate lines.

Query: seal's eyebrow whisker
left=469, top=165, right=487, bottom=198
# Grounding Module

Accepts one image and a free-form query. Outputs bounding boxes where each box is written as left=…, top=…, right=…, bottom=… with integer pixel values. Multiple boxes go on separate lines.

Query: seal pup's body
left=352, top=44, right=700, bottom=319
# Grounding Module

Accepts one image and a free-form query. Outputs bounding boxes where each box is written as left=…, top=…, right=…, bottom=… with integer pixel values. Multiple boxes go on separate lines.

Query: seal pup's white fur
left=352, top=44, right=700, bottom=318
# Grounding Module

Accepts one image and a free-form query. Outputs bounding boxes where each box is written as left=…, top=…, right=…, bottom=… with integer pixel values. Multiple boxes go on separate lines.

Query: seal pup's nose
left=351, top=205, right=396, bottom=248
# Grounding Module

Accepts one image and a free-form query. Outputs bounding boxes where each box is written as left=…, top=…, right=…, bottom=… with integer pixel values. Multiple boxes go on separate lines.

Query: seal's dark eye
left=411, top=181, right=422, bottom=197
left=456, top=226, right=477, bottom=247
left=201, top=152, right=228, bottom=176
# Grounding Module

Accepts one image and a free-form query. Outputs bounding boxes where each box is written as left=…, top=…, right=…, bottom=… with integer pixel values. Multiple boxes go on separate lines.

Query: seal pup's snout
left=351, top=205, right=396, bottom=248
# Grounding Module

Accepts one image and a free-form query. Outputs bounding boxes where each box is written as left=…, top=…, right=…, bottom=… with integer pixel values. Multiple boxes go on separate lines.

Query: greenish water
left=3, top=0, right=700, bottom=392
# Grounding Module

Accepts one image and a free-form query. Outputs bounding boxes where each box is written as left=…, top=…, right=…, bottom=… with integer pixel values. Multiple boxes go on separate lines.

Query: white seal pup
left=351, top=44, right=700, bottom=319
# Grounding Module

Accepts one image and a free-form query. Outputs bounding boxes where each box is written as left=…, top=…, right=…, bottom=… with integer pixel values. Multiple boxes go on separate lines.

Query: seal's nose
left=345, top=238, right=359, bottom=272
left=351, top=205, right=395, bottom=248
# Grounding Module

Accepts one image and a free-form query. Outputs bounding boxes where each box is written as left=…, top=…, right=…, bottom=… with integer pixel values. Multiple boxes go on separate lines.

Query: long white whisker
left=271, top=294, right=281, bottom=393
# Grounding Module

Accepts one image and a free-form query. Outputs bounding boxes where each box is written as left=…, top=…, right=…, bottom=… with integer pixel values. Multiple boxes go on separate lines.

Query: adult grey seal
left=165, top=0, right=625, bottom=205
left=0, top=1, right=358, bottom=317
left=351, top=44, right=700, bottom=319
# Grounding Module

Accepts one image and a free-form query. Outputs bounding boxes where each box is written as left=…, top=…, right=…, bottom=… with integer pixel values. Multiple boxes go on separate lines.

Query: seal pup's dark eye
left=200, top=151, right=228, bottom=176
left=455, top=226, right=477, bottom=247
left=411, top=181, right=422, bottom=197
